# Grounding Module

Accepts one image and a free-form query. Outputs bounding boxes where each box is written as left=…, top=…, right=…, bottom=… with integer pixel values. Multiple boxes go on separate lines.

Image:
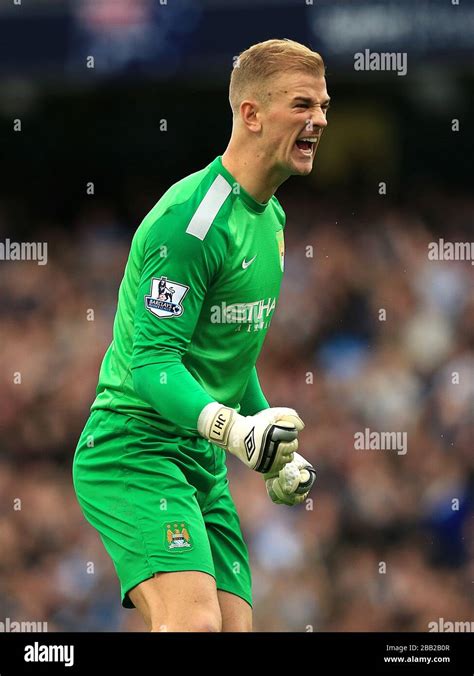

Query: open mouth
left=294, top=137, right=318, bottom=157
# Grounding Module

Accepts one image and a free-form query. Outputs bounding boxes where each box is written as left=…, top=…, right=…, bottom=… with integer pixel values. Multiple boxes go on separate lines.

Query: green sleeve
left=132, top=361, right=215, bottom=432
left=131, top=205, right=229, bottom=431
left=238, top=366, right=270, bottom=416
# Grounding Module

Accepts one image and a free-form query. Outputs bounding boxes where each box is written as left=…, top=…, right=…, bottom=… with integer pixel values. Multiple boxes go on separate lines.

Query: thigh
left=73, top=410, right=217, bottom=609
left=203, top=476, right=253, bottom=611
left=129, top=571, right=222, bottom=632
left=218, top=590, right=252, bottom=632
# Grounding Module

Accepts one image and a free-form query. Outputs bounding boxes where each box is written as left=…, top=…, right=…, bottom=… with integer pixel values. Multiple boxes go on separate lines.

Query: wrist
left=197, top=402, right=237, bottom=447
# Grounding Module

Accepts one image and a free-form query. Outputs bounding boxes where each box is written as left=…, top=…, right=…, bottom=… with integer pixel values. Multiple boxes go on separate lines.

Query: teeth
left=299, top=138, right=317, bottom=142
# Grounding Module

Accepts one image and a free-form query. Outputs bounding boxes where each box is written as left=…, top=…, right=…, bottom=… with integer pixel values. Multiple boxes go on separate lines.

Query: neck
left=221, top=140, right=289, bottom=203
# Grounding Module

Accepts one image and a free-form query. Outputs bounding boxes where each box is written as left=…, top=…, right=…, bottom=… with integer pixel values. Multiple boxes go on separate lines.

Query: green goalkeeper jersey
left=91, top=155, right=286, bottom=437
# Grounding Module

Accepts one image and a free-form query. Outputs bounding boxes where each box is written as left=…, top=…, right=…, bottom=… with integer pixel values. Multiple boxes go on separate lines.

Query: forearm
left=239, top=367, right=270, bottom=416
left=132, top=360, right=303, bottom=476
left=132, top=358, right=215, bottom=432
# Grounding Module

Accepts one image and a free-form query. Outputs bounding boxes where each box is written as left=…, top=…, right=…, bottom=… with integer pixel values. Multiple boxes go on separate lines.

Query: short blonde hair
left=229, top=39, right=325, bottom=116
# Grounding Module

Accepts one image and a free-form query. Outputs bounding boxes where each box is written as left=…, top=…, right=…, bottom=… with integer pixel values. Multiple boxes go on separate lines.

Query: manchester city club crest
left=145, top=276, right=189, bottom=318
left=276, top=230, right=285, bottom=271
left=165, top=522, right=193, bottom=551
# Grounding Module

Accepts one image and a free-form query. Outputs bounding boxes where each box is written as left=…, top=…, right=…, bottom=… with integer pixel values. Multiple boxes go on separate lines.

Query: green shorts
left=72, top=409, right=252, bottom=609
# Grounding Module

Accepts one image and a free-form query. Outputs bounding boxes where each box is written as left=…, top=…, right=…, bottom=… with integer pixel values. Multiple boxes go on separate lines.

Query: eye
left=294, top=103, right=309, bottom=108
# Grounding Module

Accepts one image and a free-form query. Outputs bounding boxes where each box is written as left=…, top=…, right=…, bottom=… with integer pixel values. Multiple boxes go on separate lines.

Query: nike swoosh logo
left=242, top=255, right=257, bottom=269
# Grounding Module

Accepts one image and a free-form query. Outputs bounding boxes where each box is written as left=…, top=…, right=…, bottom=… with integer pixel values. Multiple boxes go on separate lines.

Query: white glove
left=264, top=452, right=316, bottom=505
left=197, top=402, right=304, bottom=473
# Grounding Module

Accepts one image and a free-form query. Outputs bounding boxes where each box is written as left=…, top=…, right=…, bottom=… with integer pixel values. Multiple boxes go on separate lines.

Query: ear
left=239, top=99, right=262, bottom=133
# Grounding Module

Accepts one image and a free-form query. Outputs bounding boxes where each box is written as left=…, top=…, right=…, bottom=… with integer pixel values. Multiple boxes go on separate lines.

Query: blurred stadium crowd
left=0, top=187, right=472, bottom=632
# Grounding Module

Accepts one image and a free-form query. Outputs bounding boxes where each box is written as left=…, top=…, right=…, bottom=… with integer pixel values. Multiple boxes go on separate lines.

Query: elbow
left=131, top=364, right=149, bottom=403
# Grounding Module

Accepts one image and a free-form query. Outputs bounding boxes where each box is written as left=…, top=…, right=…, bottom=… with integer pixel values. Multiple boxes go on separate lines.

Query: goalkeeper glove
left=197, top=402, right=304, bottom=473
left=264, top=452, right=316, bottom=505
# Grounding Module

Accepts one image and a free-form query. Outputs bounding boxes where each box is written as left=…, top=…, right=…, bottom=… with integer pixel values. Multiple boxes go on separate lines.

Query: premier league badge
left=145, top=276, right=189, bottom=318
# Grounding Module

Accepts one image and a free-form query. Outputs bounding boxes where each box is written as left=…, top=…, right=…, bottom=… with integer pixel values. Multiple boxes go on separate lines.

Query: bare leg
left=128, top=571, right=222, bottom=632
left=218, top=590, right=252, bottom=632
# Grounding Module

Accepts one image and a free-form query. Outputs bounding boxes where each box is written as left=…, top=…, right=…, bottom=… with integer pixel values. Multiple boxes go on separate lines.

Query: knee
left=223, top=617, right=252, bottom=632
left=152, top=609, right=222, bottom=633
left=188, top=611, right=222, bottom=633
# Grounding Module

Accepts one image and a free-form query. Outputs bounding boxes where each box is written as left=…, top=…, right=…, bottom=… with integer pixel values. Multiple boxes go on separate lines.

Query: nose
left=306, top=115, right=327, bottom=135
left=313, top=109, right=328, bottom=130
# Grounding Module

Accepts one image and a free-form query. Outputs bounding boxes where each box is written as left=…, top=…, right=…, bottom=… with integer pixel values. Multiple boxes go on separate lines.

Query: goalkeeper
left=73, top=38, right=329, bottom=632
